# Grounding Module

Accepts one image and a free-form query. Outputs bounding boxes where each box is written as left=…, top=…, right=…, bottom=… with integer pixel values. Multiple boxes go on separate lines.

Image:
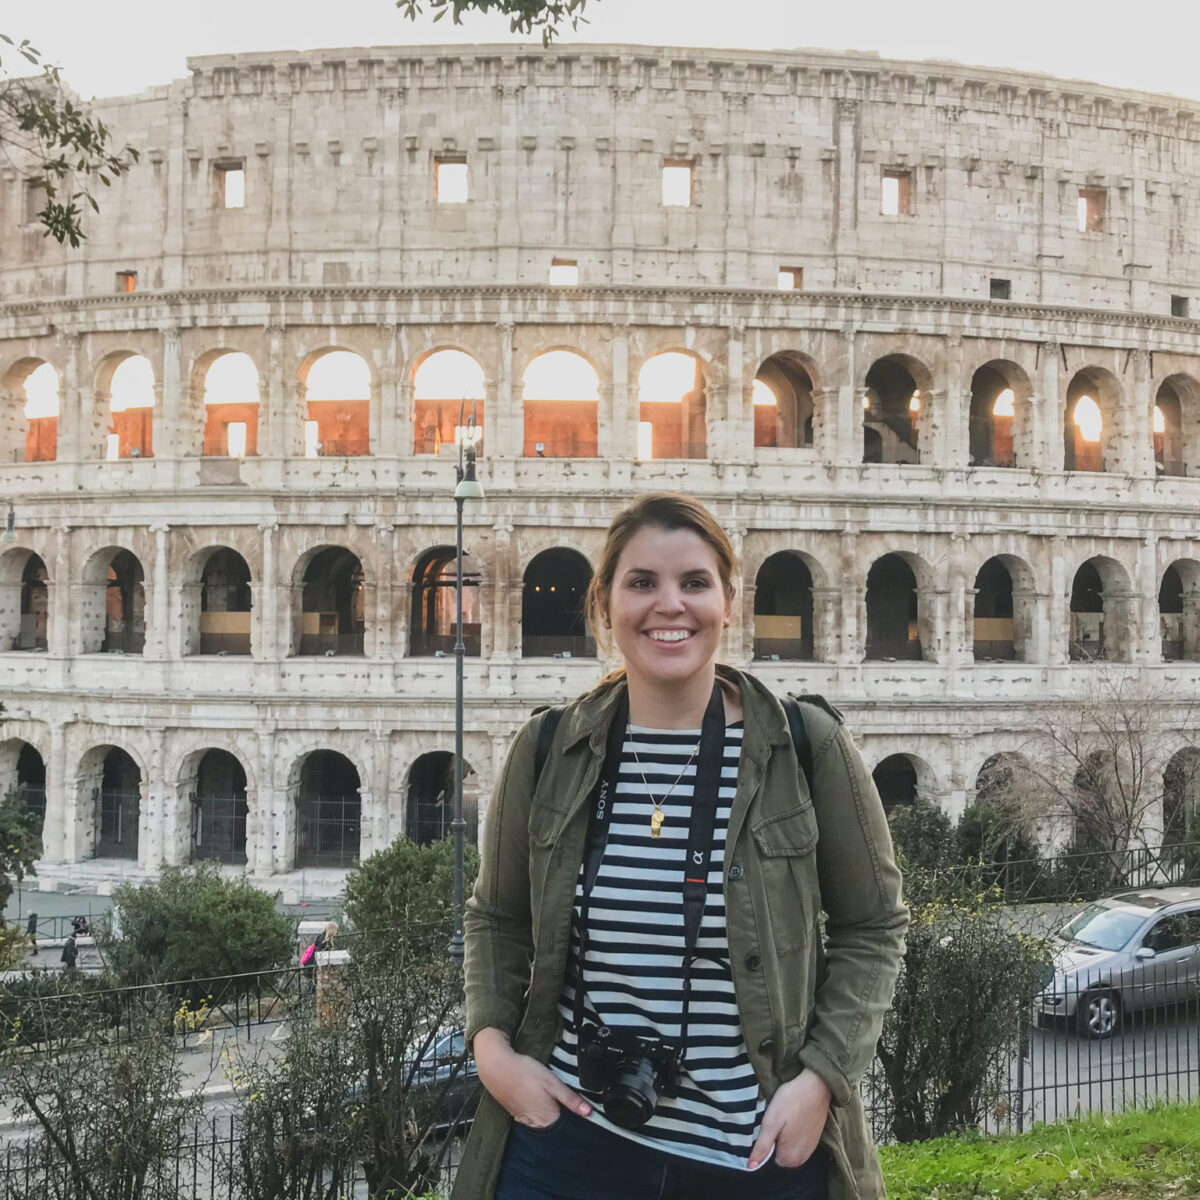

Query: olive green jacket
left=452, top=666, right=908, bottom=1200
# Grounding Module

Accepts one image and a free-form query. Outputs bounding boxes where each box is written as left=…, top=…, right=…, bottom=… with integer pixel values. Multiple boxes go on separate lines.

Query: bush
left=102, top=863, right=293, bottom=988
left=876, top=890, right=1054, bottom=1143
left=888, top=802, right=958, bottom=874
left=0, top=971, right=117, bottom=1047
left=955, top=804, right=1043, bottom=900
left=342, top=837, right=479, bottom=962
left=0, top=922, right=28, bottom=969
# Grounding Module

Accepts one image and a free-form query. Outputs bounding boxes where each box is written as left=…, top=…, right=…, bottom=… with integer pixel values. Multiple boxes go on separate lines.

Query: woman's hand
left=747, top=1068, right=832, bottom=1170
left=473, top=1027, right=592, bottom=1130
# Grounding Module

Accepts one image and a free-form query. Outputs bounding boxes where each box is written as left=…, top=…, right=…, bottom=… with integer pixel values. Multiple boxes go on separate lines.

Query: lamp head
left=454, top=447, right=485, bottom=501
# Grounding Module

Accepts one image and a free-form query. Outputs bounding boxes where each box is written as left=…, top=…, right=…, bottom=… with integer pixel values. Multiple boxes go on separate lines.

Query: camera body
left=576, top=1022, right=684, bottom=1128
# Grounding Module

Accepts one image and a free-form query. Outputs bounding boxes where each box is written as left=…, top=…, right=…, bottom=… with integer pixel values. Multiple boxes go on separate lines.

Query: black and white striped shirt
left=547, top=722, right=766, bottom=1170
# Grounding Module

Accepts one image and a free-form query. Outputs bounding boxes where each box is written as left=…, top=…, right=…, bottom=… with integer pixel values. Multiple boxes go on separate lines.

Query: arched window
left=0, top=549, right=49, bottom=651
left=753, top=354, right=814, bottom=449
left=16, top=743, right=45, bottom=835
left=17, top=362, right=59, bottom=463
left=1163, top=748, right=1200, bottom=866
left=866, top=555, right=921, bottom=660
left=412, top=350, right=486, bottom=455
left=96, top=747, right=141, bottom=859
left=302, top=350, right=371, bottom=457
left=202, top=352, right=259, bottom=457
left=411, top=547, right=480, bottom=656
left=1069, top=562, right=1106, bottom=660
left=873, top=755, right=918, bottom=814
left=753, top=553, right=814, bottom=660
left=1155, top=381, right=1184, bottom=476
left=295, top=750, right=360, bottom=868
left=637, top=352, right=707, bottom=459
left=522, top=351, right=599, bottom=457
left=1064, top=369, right=1118, bottom=473
left=407, top=751, right=478, bottom=846
left=191, top=749, right=248, bottom=864
left=968, top=363, right=1024, bottom=468
left=196, top=549, right=252, bottom=655
left=82, top=549, right=146, bottom=655
left=973, top=558, right=1015, bottom=660
left=522, top=549, right=594, bottom=657
left=1160, top=564, right=1184, bottom=661
left=863, top=357, right=923, bottom=465
left=299, top=548, right=365, bottom=656
left=107, top=355, right=155, bottom=460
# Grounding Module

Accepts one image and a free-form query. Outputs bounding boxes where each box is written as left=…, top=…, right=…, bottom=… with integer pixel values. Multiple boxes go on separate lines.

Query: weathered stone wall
left=1, top=44, right=1199, bottom=889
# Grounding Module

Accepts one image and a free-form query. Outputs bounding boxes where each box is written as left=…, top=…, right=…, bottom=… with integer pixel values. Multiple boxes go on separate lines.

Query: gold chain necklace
left=627, top=727, right=700, bottom=839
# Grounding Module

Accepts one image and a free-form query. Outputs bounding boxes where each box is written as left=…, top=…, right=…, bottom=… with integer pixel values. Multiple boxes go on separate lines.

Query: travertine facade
left=2, top=44, right=1199, bottom=892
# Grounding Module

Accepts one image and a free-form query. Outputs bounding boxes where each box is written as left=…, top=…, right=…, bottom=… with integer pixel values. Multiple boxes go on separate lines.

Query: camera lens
left=602, top=1057, right=660, bottom=1129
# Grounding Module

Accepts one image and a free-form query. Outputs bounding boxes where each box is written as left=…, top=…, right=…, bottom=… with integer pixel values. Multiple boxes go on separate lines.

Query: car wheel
left=1077, top=989, right=1121, bottom=1039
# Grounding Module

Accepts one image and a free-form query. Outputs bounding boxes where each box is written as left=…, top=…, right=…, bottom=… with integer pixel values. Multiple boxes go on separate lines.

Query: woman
left=454, top=493, right=907, bottom=1200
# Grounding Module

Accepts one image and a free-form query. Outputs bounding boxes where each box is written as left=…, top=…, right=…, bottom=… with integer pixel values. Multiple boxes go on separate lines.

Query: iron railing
left=296, top=795, right=361, bottom=868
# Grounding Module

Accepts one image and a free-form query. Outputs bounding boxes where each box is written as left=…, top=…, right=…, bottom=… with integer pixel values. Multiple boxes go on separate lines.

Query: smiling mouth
left=646, top=630, right=693, bottom=643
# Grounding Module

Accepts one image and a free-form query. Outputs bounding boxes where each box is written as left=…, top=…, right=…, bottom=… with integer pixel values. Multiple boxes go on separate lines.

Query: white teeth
left=648, top=630, right=691, bottom=642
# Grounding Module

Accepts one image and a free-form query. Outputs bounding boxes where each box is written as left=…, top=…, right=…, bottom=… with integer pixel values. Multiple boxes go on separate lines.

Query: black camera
left=576, top=1022, right=684, bottom=1128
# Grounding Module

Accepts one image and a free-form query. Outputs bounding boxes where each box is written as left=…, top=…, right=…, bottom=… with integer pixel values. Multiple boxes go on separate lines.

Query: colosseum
left=1, top=42, right=1198, bottom=894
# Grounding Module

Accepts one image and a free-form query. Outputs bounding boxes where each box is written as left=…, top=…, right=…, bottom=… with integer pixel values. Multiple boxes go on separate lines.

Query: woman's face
left=602, top=525, right=732, bottom=693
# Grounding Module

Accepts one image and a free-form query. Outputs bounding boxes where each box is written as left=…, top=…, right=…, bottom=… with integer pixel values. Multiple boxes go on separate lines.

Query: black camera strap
left=572, top=681, right=727, bottom=1058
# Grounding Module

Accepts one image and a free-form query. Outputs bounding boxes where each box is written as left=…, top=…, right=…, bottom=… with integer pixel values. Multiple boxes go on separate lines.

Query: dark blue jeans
left=495, top=1110, right=829, bottom=1200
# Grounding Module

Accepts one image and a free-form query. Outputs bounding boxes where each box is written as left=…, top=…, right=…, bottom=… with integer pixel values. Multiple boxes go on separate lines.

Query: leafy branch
left=394, top=0, right=591, bottom=44
left=0, top=34, right=139, bottom=246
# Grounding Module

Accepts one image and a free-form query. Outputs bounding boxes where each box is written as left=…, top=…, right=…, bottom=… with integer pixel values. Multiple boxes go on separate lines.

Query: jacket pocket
left=751, top=804, right=819, bottom=957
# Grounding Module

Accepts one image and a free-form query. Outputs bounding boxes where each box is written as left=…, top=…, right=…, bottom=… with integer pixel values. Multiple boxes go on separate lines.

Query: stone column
left=256, top=521, right=278, bottom=660
left=724, top=324, right=751, bottom=465
left=59, top=333, right=84, bottom=464
left=377, top=325, right=400, bottom=459
left=49, top=523, right=72, bottom=661
left=836, top=328, right=859, bottom=467
left=1119, top=349, right=1154, bottom=478
left=371, top=524, right=395, bottom=664
left=939, top=333, right=966, bottom=468
left=724, top=524, right=747, bottom=664
left=811, top=586, right=841, bottom=664
left=261, top=327, right=288, bottom=460
left=839, top=528, right=861, bottom=662
left=1048, top=535, right=1070, bottom=664
left=316, top=950, right=352, bottom=1028
left=492, top=321, right=516, bottom=460
left=833, top=99, right=860, bottom=290
left=148, top=524, right=170, bottom=659
left=1136, top=535, right=1159, bottom=662
left=139, top=728, right=167, bottom=869
left=159, top=326, right=184, bottom=460
left=1040, top=340, right=1062, bottom=473
left=608, top=325, right=634, bottom=484
left=945, top=535, right=972, bottom=665
left=489, top=524, right=517, bottom=695
left=43, top=721, right=69, bottom=863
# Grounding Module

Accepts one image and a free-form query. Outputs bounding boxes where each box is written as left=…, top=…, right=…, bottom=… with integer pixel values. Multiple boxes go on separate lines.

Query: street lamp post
left=450, top=402, right=483, bottom=966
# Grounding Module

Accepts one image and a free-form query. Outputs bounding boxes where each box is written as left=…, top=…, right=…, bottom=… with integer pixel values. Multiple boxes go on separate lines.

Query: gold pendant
left=650, top=809, right=664, bottom=839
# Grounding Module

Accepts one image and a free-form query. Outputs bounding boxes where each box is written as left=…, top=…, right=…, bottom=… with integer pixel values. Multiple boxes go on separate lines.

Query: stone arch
left=862, top=354, right=934, bottom=465
left=1162, top=746, right=1200, bottom=862
left=521, top=349, right=600, bottom=458
left=1159, top=559, right=1200, bottom=662
left=292, top=545, right=366, bottom=657
left=195, top=349, right=261, bottom=458
left=1064, top=366, right=1120, bottom=473
left=298, top=347, right=372, bottom=457
left=1, top=357, right=59, bottom=464
left=1154, top=374, right=1200, bottom=478
left=0, top=545, right=49, bottom=651
left=77, top=743, right=143, bottom=860
left=1069, top=555, right=1133, bottom=662
left=973, top=751, right=1033, bottom=806
left=0, top=738, right=47, bottom=838
left=753, top=351, right=817, bottom=450
left=80, top=546, right=146, bottom=655
left=96, top=351, right=155, bottom=460
left=968, top=359, right=1033, bottom=469
left=865, top=551, right=933, bottom=661
left=181, top=545, right=253, bottom=656
left=972, top=553, right=1037, bottom=662
left=521, top=548, right=594, bottom=658
left=410, top=545, right=481, bottom=657
left=636, top=350, right=708, bottom=460
left=406, top=750, right=479, bottom=846
left=1071, top=748, right=1118, bottom=852
left=753, top=551, right=815, bottom=661
left=411, top=348, right=486, bottom=456
left=182, top=747, right=249, bottom=864
left=872, top=753, right=937, bottom=813
left=291, top=749, right=362, bottom=868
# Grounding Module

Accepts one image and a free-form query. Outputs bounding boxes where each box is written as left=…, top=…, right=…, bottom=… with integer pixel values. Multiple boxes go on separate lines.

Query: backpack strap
left=533, top=705, right=565, bottom=788
left=781, top=695, right=814, bottom=797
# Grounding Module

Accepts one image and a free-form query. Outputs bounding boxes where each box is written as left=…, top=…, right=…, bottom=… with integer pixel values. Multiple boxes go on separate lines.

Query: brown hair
left=585, top=493, right=737, bottom=654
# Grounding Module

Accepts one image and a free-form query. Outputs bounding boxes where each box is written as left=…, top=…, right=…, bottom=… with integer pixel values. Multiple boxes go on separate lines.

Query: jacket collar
left=560, top=664, right=792, bottom=761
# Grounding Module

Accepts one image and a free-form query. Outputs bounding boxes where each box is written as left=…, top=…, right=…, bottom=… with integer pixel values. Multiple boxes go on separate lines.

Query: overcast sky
left=10, top=0, right=1200, bottom=102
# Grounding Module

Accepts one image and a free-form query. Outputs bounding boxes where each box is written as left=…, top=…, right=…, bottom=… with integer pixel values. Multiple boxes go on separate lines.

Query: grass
left=880, top=1102, right=1200, bottom=1199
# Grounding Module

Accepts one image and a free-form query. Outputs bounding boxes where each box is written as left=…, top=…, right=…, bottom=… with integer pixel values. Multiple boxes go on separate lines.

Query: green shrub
left=876, top=891, right=1053, bottom=1143
left=955, top=803, right=1043, bottom=900
left=342, top=836, right=479, bottom=962
left=101, top=863, right=293, bottom=988
left=0, top=972, right=117, bottom=1047
left=888, top=802, right=957, bottom=874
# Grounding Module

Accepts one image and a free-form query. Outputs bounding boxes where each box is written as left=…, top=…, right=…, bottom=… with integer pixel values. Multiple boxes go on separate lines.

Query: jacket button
left=728, top=864, right=744, bottom=881
left=758, top=1037, right=774, bottom=1055
left=745, top=952, right=762, bottom=971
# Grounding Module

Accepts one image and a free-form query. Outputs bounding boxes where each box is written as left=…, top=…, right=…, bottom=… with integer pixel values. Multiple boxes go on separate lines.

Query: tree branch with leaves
left=0, top=34, right=138, bottom=246
left=394, top=0, right=591, bottom=44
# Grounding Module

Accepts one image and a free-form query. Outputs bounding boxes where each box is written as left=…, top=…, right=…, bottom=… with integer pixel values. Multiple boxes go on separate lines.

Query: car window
left=1060, top=904, right=1147, bottom=951
left=1142, top=915, right=1187, bottom=953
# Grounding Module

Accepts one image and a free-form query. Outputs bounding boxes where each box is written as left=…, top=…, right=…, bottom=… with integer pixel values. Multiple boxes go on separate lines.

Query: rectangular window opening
left=549, top=258, right=579, bottom=286
left=116, top=270, right=137, bottom=294
left=24, top=182, right=44, bottom=226
left=661, top=162, right=692, bottom=207
left=777, top=267, right=803, bottom=291
left=435, top=158, right=469, bottom=204
left=990, top=277, right=1011, bottom=301
left=1171, top=295, right=1189, bottom=318
left=226, top=422, right=248, bottom=459
left=1078, top=187, right=1106, bottom=233
left=213, top=162, right=245, bottom=209
left=881, top=170, right=913, bottom=216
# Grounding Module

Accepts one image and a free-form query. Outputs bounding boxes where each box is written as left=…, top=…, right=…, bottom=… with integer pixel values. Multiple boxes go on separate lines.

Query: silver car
left=1038, top=886, right=1200, bottom=1038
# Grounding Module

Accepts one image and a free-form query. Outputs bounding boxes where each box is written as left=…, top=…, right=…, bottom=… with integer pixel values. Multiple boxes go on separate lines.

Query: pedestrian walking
left=25, top=911, right=37, bottom=957
left=61, top=933, right=77, bottom=972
